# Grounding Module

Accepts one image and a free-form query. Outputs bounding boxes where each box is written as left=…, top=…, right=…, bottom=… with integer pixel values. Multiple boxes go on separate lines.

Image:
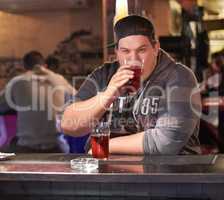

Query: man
left=62, top=15, right=201, bottom=155
left=0, top=51, right=75, bottom=153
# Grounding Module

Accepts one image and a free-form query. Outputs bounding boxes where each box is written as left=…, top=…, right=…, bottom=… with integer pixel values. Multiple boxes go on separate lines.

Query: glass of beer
left=91, top=122, right=110, bottom=159
left=124, top=59, right=144, bottom=94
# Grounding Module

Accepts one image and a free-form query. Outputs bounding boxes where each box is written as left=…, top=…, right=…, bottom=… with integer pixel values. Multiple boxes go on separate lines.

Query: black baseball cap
left=109, top=15, right=156, bottom=48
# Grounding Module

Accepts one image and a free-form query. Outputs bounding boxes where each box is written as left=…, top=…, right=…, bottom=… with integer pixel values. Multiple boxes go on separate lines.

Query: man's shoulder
left=93, top=61, right=119, bottom=76
left=6, top=73, right=30, bottom=89
left=89, top=61, right=119, bottom=85
left=159, top=49, right=196, bottom=80
left=9, top=73, right=27, bottom=81
left=160, top=50, right=196, bottom=81
left=154, top=50, right=198, bottom=87
left=168, top=62, right=198, bottom=86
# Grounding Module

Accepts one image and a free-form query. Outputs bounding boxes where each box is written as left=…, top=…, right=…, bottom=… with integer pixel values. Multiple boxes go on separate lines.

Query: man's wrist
left=104, top=86, right=119, bottom=99
left=98, top=89, right=116, bottom=110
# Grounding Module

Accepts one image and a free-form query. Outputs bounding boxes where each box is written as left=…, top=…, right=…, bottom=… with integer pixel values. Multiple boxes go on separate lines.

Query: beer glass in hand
left=124, top=59, right=144, bottom=95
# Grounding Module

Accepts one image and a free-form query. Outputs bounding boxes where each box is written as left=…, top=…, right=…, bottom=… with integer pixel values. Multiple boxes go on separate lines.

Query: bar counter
left=202, top=97, right=224, bottom=110
left=0, top=153, right=224, bottom=199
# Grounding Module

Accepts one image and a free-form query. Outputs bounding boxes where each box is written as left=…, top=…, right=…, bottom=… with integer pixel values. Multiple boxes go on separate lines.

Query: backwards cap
left=113, top=15, right=156, bottom=45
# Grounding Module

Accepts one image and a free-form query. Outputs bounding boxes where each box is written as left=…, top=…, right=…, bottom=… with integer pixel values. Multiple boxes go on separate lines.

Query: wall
left=0, top=11, right=70, bottom=58
left=0, top=0, right=171, bottom=59
left=0, top=1, right=102, bottom=58
left=142, top=0, right=171, bottom=36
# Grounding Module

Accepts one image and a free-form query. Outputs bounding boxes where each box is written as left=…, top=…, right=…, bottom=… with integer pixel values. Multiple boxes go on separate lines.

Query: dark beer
left=91, top=134, right=109, bottom=159
left=131, top=66, right=142, bottom=91
left=126, top=66, right=142, bottom=94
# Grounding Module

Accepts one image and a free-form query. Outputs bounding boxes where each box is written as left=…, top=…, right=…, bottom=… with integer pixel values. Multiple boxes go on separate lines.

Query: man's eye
left=138, top=48, right=146, bottom=53
left=121, top=49, right=129, bottom=54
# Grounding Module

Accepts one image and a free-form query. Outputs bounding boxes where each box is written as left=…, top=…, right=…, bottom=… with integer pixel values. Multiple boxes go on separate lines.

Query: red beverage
left=91, top=134, right=109, bottom=159
left=126, top=66, right=142, bottom=93
left=132, top=66, right=142, bottom=90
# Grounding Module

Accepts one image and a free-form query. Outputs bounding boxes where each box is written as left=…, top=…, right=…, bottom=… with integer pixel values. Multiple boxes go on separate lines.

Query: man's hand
left=105, top=64, right=134, bottom=99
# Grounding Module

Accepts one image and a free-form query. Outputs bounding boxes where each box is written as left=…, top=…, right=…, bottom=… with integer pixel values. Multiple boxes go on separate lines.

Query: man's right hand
left=104, top=64, right=134, bottom=99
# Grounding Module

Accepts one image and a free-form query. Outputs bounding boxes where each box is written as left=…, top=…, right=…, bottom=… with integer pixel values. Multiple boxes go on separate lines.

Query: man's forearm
left=61, top=91, right=114, bottom=136
left=109, top=132, right=144, bottom=154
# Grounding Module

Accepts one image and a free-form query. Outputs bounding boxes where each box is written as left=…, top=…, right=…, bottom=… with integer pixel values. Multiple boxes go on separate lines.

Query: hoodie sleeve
left=143, top=65, right=201, bottom=154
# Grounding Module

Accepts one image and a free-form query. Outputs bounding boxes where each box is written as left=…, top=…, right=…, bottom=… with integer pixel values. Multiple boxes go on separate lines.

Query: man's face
left=116, top=35, right=160, bottom=81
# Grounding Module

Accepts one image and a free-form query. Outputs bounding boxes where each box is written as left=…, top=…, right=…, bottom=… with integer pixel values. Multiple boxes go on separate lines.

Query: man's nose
left=129, top=51, right=140, bottom=61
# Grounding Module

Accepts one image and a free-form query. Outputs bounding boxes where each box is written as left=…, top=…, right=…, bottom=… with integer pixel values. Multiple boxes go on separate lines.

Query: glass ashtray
left=0, top=152, right=16, bottom=161
left=70, top=157, right=99, bottom=173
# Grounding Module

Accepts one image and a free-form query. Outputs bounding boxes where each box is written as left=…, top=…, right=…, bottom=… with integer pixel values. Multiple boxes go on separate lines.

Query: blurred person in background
left=200, top=51, right=224, bottom=96
left=0, top=51, right=75, bottom=153
left=199, top=50, right=224, bottom=153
